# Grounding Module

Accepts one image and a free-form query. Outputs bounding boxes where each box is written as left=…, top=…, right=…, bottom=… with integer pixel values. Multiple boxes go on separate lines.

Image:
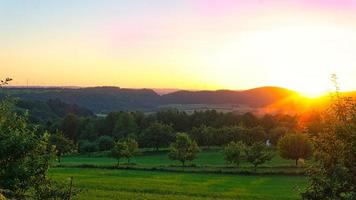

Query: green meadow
left=49, top=149, right=308, bottom=200
left=50, top=168, right=306, bottom=200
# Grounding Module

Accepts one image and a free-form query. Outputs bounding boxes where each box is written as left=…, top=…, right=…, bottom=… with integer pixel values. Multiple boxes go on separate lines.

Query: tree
left=97, top=135, right=115, bottom=151
left=110, top=141, right=128, bottom=166
left=246, top=126, right=266, bottom=145
left=278, top=133, right=312, bottom=166
left=78, top=140, right=98, bottom=153
left=269, top=126, right=288, bottom=146
left=50, top=131, right=75, bottom=163
left=0, top=97, right=77, bottom=199
left=189, top=125, right=215, bottom=148
left=302, top=77, right=356, bottom=199
left=112, top=112, right=138, bottom=139
left=245, top=142, right=273, bottom=169
left=223, top=141, right=246, bottom=167
left=168, top=133, right=200, bottom=167
left=140, top=122, right=174, bottom=151
left=61, top=113, right=80, bottom=143
left=124, top=138, right=139, bottom=164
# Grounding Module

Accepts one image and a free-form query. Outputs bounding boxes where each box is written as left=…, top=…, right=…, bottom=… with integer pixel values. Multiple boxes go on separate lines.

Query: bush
left=97, top=136, right=115, bottom=151
left=78, top=140, right=99, bottom=153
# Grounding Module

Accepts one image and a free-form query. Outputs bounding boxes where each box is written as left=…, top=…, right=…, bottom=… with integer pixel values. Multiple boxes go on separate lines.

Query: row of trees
left=49, top=110, right=297, bottom=149
left=107, top=131, right=312, bottom=170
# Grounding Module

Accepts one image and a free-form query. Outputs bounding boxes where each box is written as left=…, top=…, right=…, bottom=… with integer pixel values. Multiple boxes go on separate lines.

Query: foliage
left=78, top=140, right=99, bottom=153
left=302, top=85, right=356, bottom=199
left=112, top=112, right=138, bottom=139
left=50, top=131, right=75, bottom=163
left=124, top=138, right=139, bottom=163
left=0, top=97, right=78, bottom=199
left=168, top=133, right=200, bottom=167
left=223, top=141, right=246, bottom=167
left=269, top=126, right=288, bottom=146
left=278, top=133, right=312, bottom=166
left=97, top=135, right=115, bottom=151
left=140, top=122, right=175, bottom=150
left=110, top=141, right=128, bottom=166
left=245, top=142, right=273, bottom=169
left=61, top=113, right=80, bottom=142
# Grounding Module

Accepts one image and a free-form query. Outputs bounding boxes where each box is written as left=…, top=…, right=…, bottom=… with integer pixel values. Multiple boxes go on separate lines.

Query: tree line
left=46, top=109, right=298, bottom=155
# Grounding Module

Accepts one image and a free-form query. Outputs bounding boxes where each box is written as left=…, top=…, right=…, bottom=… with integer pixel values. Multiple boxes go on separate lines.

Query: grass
left=49, top=167, right=306, bottom=200
left=60, top=148, right=300, bottom=168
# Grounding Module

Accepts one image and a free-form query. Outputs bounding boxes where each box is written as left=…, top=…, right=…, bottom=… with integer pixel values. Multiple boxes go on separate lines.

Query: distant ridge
left=2, top=86, right=353, bottom=114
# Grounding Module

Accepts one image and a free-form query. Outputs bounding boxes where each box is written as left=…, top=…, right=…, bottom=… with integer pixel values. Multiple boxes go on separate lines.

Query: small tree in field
left=50, top=131, right=75, bottom=163
left=245, top=142, right=273, bottom=170
left=125, top=138, right=139, bottom=164
left=278, top=133, right=312, bottom=166
left=223, top=141, right=246, bottom=167
left=110, top=141, right=128, bottom=166
left=168, top=133, right=200, bottom=167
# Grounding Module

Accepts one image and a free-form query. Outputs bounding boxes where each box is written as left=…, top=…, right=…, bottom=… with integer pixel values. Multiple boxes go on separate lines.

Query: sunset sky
left=1, top=0, right=355, bottom=96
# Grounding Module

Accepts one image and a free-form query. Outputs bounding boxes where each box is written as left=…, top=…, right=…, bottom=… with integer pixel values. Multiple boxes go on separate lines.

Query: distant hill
left=161, top=87, right=297, bottom=107
left=1, top=86, right=161, bottom=113
left=2, top=86, right=353, bottom=114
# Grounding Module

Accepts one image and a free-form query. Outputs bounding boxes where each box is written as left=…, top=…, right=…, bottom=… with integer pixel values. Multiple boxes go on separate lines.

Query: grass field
left=51, top=149, right=308, bottom=199
left=60, top=149, right=300, bottom=168
left=50, top=167, right=306, bottom=200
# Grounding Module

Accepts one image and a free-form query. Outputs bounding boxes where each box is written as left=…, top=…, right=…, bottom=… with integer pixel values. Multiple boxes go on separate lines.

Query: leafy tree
left=246, top=126, right=266, bottom=145
left=223, top=141, right=246, bottom=167
left=269, top=126, right=288, bottom=146
left=278, top=133, right=312, bottom=166
left=50, top=131, right=75, bottom=163
left=97, top=135, right=115, bottom=151
left=78, top=140, right=98, bottom=153
left=110, top=141, right=128, bottom=166
left=245, top=142, right=273, bottom=169
left=302, top=78, right=356, bottom=199
left=61, top=113, right=80, bottom=143
left=78, top=118, right=98, bottom=141
left=0, top=97, right=77, bottom=199
left=140, top=122, right=174, bottom=151
left=168, top=133, right=200, bottom=167
left=124, top=138, right=139, bottom=164
left=112, top=112, right=138, bottom=139
left=189, top=125, right=214, bottom=148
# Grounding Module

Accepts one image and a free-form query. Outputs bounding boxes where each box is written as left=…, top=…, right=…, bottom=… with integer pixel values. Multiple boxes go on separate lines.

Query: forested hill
left=1, top=86, right=298, bottom=113
left=161, top=87, right=297, bottom=107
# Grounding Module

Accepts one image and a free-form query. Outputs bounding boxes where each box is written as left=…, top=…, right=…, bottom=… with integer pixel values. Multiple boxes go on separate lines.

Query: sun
left=294, top=83, right=330, bottom=98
